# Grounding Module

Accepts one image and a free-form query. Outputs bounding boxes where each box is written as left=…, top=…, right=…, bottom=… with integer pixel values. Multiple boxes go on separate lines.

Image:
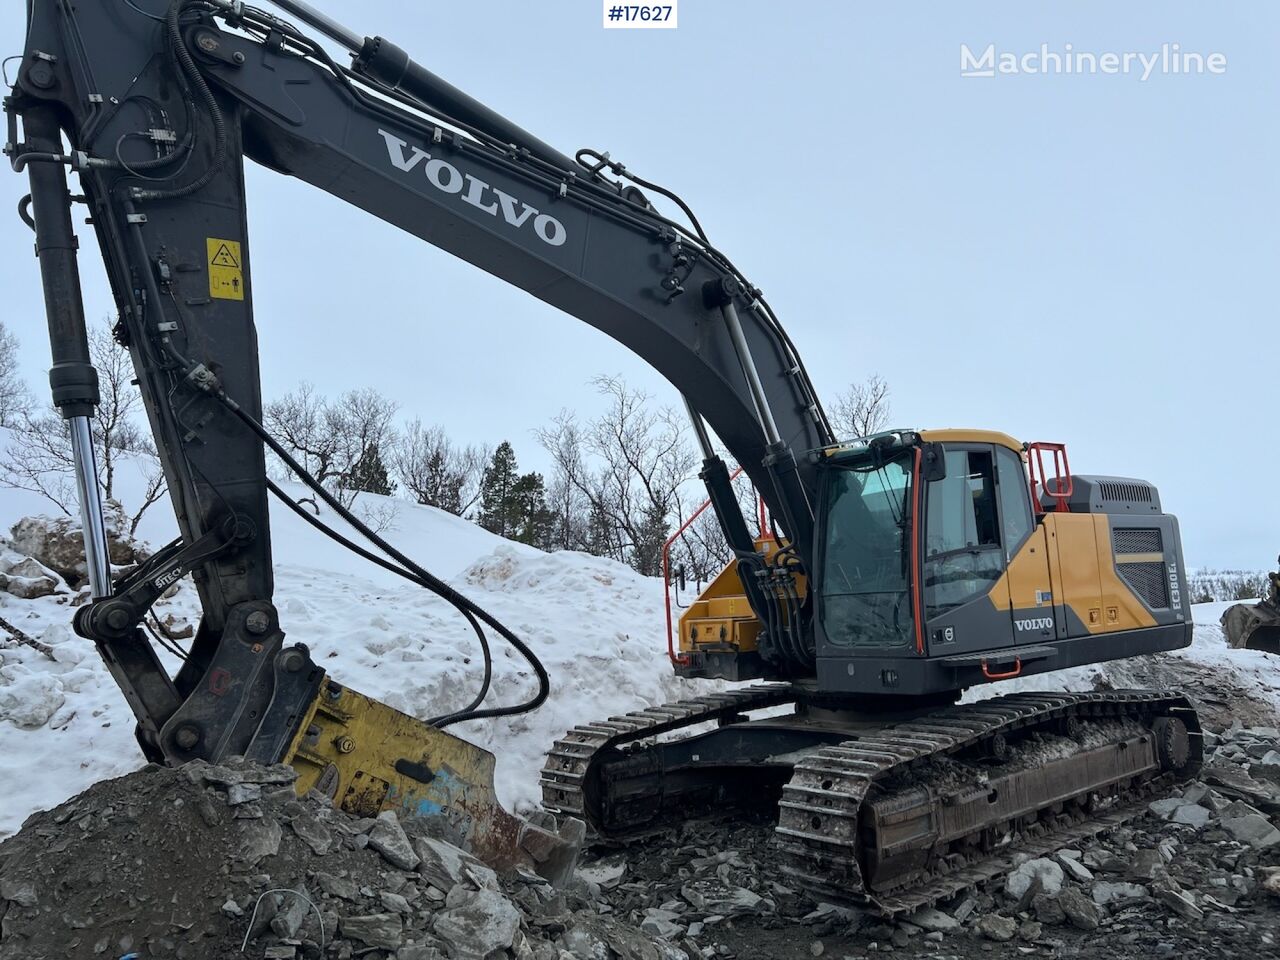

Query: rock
left=0, top=879, right=38, bottom=908
left=1032, top=893, right=1065, bottom=926
left=639, top=914, right=683, bottom=940
left=220, top=898, right=243, bottom=917
left=414, top=836, right=483, bottom=892
left=1129, top=849, right=1164, bottom=880
left=577, top=859, right=627, bottom=890
left=1058, top=888, right=1101, bottom=931
left=433, top=888, right=521, bottom=959
left=270, top=887, right=311, bottom=939
left=235, top=816, right=282, bottom=867
left=1221, top=814, right=1280, bottom=849
left=3, top=569, right=58, bottom=598
left=952, top=897, right=978, bottom=923
left=1005, top=858, right=1064, bottom=899
left=1148, top=797, right=1186, bottom=820
left=1155, top=888, right=1204, bottom=921
left=1170, top=805, right=1212, bottom=828
left=809, top=942, right=824, bottom=957
left=977, top=915, right=1018, bottom=942
left=289, top=814, right=332, bottom=856
left=1091, top=881, right=1149, bottom=905
left=1261, top=868, right=1280, bottom=900
left=908, top=907, right=958, bottom=932
left=9, top=514, right=143, bottom=587
left=315, top=872, right=357, bottom=901
left=379, top=891, right=411, bottom=915
left=367, top=811, right=419, bottom=870
left=226, top=783, right=262, bottom=806
left=1056, top=854, right=1094, bottom=883
left=341, top=913, right=403, bottom=951
left=1018, top=920, right=1042, bottom=942
left=681, top=882, right=770, bottom=917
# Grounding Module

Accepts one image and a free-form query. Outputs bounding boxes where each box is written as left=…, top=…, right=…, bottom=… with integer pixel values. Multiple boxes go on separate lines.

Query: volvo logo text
left=378, top=130, right=567, bottom=247
left=1014, top=617, right=1053, bottom=632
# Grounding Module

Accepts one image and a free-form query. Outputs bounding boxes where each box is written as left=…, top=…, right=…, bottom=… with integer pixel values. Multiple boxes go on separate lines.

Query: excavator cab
left=676, top=429, right=1195, bottom=699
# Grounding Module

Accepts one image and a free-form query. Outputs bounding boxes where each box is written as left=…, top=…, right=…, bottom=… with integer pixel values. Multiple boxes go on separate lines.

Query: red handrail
left=663, top=466, right=744, bottom=666
left=1027, top=441, right=1072, bottom=514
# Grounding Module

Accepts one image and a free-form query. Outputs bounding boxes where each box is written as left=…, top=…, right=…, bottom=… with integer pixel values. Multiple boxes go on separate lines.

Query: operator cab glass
left=819, top=447, right=915, bottom=650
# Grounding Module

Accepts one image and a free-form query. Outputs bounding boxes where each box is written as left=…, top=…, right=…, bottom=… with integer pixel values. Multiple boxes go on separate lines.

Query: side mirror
left=922, top=443, right=947, bottom=482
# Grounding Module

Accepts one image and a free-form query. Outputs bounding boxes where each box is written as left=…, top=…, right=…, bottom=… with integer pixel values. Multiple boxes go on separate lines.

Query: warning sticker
left=207, top=237, right=245, bottom=301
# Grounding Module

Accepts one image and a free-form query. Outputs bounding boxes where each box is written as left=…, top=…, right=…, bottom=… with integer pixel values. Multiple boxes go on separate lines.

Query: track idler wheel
left=1152, top=716, right=1191, bottom=772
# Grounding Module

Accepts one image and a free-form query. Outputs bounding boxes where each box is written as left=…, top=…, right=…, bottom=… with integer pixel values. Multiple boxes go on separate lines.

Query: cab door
left=921, top=445, right=1015, bottom=655
left=992, top=445, right=1061, bottom=644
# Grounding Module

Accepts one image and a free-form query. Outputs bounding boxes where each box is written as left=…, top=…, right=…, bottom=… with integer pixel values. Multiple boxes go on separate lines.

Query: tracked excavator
left=8, top=0, right=1201, bottom=914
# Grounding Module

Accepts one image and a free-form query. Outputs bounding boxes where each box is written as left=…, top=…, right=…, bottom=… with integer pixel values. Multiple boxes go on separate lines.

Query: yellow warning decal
left=207, top=237, right=245, bottom=301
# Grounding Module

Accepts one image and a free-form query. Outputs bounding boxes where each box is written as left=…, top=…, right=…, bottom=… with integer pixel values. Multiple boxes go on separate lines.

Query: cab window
left=924, top=448, right=1002, bottom=616
left=995, top=446, right=1033, bottom=557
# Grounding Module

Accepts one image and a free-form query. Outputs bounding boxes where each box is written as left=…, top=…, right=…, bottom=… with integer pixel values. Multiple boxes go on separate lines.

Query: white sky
left=2, top=1, right=1276, bottom=568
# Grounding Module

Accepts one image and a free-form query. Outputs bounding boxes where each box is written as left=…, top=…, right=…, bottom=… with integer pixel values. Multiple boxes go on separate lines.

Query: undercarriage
left=541, top=687, right=1201, bottom=915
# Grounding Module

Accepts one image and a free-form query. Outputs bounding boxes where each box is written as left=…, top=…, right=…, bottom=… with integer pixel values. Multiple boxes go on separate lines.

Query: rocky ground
left=1, top=715, right=1278, bottom=960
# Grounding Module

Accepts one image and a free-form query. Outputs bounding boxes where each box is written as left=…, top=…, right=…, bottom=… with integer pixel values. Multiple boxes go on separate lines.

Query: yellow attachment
left=282, top=678, right=581, bottom=884
left=679, top=538, right=804, bottom=655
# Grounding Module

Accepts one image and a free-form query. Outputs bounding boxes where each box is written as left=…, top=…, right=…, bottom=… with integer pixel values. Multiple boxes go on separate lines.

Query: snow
left=0, top=432, right=702, bottom=837
left=1, top=431, right=1279, bottom=839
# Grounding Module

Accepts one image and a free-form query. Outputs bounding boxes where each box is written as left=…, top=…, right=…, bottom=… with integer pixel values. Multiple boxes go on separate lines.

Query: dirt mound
left=0, top=759, right=676, bottom=960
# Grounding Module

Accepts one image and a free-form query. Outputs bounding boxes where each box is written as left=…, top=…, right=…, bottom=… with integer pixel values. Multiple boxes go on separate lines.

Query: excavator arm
left=6, top=0, right=831, bottom=874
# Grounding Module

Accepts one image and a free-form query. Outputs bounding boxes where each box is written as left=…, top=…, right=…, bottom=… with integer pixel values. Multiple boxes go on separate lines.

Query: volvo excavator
left=8, top=0, right=1201, bottom=915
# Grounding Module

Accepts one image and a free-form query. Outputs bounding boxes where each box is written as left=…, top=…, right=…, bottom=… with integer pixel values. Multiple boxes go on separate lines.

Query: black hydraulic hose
left=210, top=391, right=549, bottom=722
left=131, top=0, right=227, bottom=200
left=264, top=478, right=493, bottom=725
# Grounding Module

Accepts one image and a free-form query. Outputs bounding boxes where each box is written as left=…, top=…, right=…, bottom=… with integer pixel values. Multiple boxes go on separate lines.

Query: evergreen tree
left=511, top=471, right=554, bottom=547
left=340, top=442, right=396, bottom=496
left=477, top=441, right=520, bottom=537
left=631, top=500, right=669, bottom=577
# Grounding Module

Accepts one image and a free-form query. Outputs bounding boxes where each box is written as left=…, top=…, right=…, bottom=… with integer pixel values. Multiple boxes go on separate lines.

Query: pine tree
left=631, top=500, right=669, bottom=577
left=511, top=471, right=554, bottom=547
left=340, top=442, right=396, bottom=496
left=477, top=441, right=520, bottom=537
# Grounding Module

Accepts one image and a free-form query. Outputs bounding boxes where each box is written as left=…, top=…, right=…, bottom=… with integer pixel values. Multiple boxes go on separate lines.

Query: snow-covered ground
left=2, top=440, right=1279, bottom=839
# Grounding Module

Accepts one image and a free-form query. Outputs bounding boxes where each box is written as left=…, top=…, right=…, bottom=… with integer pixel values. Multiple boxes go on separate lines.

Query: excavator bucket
left=1220, top=563, right=1280, bottom=655
left=282, top=676, right=584, bottom=885
left=1221, top=600, right=1280, bottom=654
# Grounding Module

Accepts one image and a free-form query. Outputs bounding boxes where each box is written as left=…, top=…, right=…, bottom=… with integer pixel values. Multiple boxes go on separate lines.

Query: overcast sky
left=2, top=1, right=1276, bottom=569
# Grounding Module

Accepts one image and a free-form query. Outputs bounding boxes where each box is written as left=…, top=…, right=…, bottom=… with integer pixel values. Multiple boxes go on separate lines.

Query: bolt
left=280, top=648, right=306, bottom=673
left=245, top=610, right=270, bottom=636
left=232, top=51, right=246, bottom=64
left=335, top=735, right=355, bottom=754
left=174, top=724, right=201, bottom=750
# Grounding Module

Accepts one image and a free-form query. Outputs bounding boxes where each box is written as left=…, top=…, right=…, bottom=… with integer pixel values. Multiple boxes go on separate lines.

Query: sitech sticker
left=603, top=1, right=677, bottom=28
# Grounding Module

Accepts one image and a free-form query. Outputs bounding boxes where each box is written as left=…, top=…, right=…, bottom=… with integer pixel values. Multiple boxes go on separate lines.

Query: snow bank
left=0, top=435, right=698, bottom=836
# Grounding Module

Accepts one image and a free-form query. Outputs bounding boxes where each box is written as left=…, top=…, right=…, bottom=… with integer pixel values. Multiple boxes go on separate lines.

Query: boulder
left=341, top=913, right=404, bottom=951
left=1005, top=858, right=1064, bottom=899
left=909, top=907, right=959, bottom=932
left=414, top=836, right=487, bottom=892
left=1220, top=814, right=1280, bottom=849
left=367, top=811, right=419, bottom=870
left=1057, top=887, right=1101, bottom=931
left=1170, top=804, right=1211, bottom=828
left=1032, top=893, right=1066, bottom=926
left=8, top=514, right=144, bottom=587
left=433, top=888, right=521, bottom=959
left=1155, top=888, right=1204, bottom=921
left=977, top=915, right=1017, bottom=942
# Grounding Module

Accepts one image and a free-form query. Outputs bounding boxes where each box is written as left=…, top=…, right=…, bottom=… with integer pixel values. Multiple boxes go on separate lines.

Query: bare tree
left=832, top=373, right=891, bottom=439
left=391, top=419, right=486, bottom=516
left=0, top=321, right=30, bottom=428
left=538, top=376, right=697, bottom=575
left=264, top=383, right=399, bottom=509
left=0, top=325, right=167, bottom=531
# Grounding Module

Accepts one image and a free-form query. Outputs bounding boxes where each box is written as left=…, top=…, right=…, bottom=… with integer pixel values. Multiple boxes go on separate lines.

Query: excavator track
left=541, top=688, right=1202, bottom=917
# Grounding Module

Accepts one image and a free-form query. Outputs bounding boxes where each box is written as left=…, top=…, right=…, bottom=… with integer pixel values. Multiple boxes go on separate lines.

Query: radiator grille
left=1119, top=561, right=1170, bottom=608
left=1113, top=528, right=1163, bottom=555
left=1099, top=481, right=1153, bottom=503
